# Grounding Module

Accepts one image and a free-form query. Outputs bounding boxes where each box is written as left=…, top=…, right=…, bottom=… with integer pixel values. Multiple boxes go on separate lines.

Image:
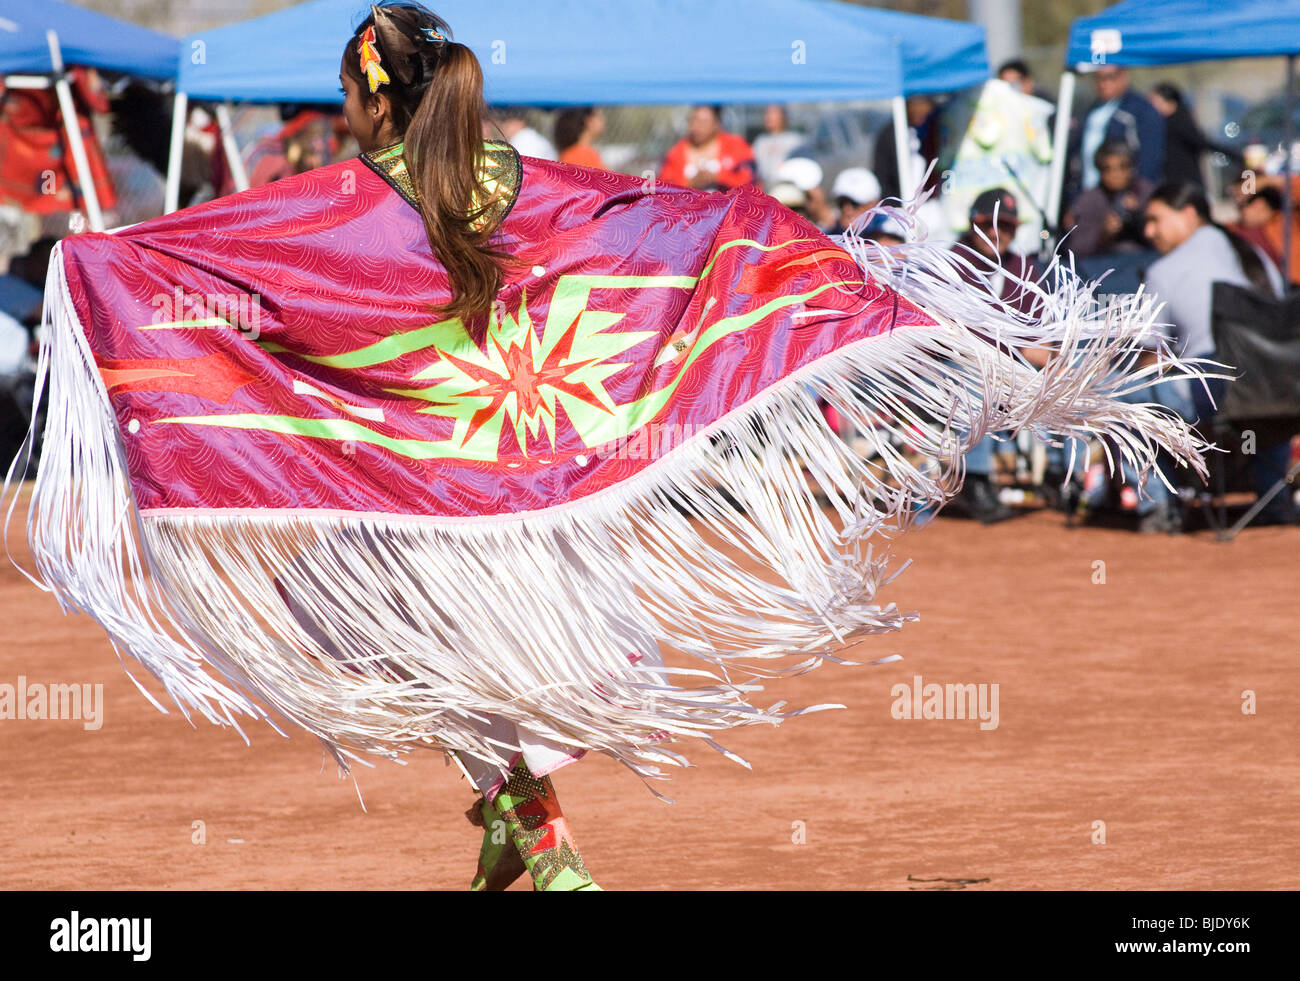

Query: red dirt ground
left=2, top=493, right=1297, bottom=891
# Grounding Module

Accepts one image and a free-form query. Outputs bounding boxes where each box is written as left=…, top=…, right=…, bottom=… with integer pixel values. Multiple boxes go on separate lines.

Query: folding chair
left=1203, top=282, right=1300, bottom=540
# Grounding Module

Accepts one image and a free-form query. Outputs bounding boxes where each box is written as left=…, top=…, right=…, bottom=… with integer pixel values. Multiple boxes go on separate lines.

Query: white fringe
left=4, top=230, right=1212, bottom=784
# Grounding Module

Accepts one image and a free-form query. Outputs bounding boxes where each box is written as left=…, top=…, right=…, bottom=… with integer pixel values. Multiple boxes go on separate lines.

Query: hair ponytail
left=1222, top=224, right=1276, bottom=295
left=344, top=4, right=513, bottom=329
left=404, top=41, right=513, bottom=325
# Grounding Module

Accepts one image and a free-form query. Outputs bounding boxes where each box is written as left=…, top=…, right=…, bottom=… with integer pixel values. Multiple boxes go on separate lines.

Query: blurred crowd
left=1, top=52, right=1297, bottom=533
left=615, top=60, right=1300, bottom=532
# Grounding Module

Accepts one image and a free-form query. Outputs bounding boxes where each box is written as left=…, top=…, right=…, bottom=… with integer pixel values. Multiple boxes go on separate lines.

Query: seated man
left=1233, top=186, right=1300, bottom=287
left=950, top=189, right=1045, bottom=523
left=1134, top=182, right=1294, bottom=528
left=1064, top=141, right=1154, bottom=259
left=953, top=188, right=1043, bottom=315
left=660, top=105, right=756, bottom=193
left=827, top=167, right=881, bottom=235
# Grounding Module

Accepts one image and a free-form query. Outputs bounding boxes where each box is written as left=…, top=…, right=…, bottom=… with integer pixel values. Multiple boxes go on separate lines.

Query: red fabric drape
left=0, top=68, right=117, bottom=214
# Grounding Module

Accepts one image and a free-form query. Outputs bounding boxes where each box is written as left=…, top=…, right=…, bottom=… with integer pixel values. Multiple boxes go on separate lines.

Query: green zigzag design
left=150, top=237, right=848, bottom=461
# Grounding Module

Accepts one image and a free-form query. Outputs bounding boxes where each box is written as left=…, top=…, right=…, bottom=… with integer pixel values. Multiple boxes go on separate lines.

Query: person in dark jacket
left=1063, top=141, right=1155, bottom=257
left=1148, top=82, right=1241, bottom=189
left=873, top=94, right=942, bottom=201
left=1069, top=66, right=1165, bottom=200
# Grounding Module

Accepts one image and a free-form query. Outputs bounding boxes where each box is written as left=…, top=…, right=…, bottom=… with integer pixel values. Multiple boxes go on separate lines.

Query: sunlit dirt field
left=2, top=494, right=1296, bottom=890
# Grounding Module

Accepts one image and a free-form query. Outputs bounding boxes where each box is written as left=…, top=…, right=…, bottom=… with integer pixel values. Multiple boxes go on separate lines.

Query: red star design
left=433, top=311, right=617, bottom=452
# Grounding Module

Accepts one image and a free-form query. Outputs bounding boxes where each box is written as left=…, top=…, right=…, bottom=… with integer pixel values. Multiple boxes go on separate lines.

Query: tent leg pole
left=1046, top=69, right=1075, bottom=240
left=1283, top=54, right=1295, bottom=288
left=46, top=30, right=104, bottom=233
left=216, top=101, right=249, bottom=193
left=165, top=91, right=188, bottom=215
left=891, top=93, right=912, bottom=202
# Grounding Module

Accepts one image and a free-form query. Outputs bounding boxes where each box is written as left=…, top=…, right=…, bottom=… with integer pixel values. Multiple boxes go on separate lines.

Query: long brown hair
left=342, top=3, right=511, bottom=326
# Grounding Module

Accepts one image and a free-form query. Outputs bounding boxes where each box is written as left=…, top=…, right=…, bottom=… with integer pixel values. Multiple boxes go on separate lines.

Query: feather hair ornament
left=357, top=25, right=390, bottom=93
left=369, top=3, right=450, bottom=90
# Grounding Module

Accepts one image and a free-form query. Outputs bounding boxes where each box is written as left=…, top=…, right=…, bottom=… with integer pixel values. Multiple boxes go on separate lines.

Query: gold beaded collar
left=360, top=139, right=521, bottom=232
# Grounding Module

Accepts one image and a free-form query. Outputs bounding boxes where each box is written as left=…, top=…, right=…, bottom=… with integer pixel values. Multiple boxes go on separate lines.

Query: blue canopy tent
left=167, top=0, right=988, bottom=212
left=177, top=0, right=904, bottom=106
left=0, top=0, right=178, bottom=78
left=0, top=1, right=179, bottom=230
left=814, top=2, right=987, bottom=202
left=1051, top=0, right=1300, bottom=265
left=1065, top=0, right=1300, bottom=66
left=812, top=1, right=988, bottom=96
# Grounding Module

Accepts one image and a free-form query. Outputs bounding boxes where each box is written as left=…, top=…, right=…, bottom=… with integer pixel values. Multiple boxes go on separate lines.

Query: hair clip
left=420, top=26, right=446, bottom=42
left=358, top=25, right=390, bottom=93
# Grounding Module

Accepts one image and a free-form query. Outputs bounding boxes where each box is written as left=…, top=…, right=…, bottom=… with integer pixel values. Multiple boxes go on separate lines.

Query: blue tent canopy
left=1061, top=0, right=1300, bottom=279
left=177, top=0, right=936, bottom=105
left=1066, top=0, right=1300, bottom=68
left=0, top=0, right=178, bottom=78
left=812, top=1, right=988, bottom=95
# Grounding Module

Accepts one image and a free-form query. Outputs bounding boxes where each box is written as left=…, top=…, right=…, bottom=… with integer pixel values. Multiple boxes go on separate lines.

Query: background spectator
left=1073, top=66, right=1165, bottom=195
left=660, top=105, right=755, bottom=192
left=950, top=188, right=1046, bottom=525
left=954, top=188, right=1043, bottom=315
left=776, top=157, right=832, bottom=230
left=1064, top=141, right=1154, bottom=257
left=996, top=58, right=1054, bottom=105
left=873, top=94, right=943, bottom=202
left=555, top=107, right=606, bottom=170
left=828, top=167, right=881, bottom=235
left=492, top=107, right=557, bottom=161
left=1233, top=186, right=1300, bottom=285
left=5, top=237, right=54, bottom=320
left=248, top=111, right=334, bottom=186
left=1140, top=182, right=1293, bottom=526
left=1144, top=182, right=1281, bottom=369
left=0, top=238, right=47, bottom=326
left=1149, top=82, right=1240, bottom=189
left=997, top=58, right=1036, bottom=96
left=751, top=105, right=804, bottom=187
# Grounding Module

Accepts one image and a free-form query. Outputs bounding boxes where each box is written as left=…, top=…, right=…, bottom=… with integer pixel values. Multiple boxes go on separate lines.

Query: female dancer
left=340, top=2, right=608, bottom=891
left=10, top=2, right=1211, bottom=892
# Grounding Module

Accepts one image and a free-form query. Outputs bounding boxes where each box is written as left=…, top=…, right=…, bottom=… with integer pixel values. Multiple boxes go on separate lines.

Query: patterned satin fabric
left=58, top=149, right=934, bottom=518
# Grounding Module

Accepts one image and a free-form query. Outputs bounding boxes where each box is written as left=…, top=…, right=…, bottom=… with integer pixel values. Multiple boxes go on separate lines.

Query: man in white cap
left=828, top=167, right=882, bottom=235
left=765, top=181, right=810, bottom=220
left=492, top=106, right=558, bottom=161
left=775, top=157, right=833, bottom=230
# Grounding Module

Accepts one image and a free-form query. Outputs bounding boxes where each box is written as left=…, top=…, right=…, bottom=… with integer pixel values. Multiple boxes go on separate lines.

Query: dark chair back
left=1201, top=282, right=1300, bottom=536
left=1210, top=282, right=1300, bottom=422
